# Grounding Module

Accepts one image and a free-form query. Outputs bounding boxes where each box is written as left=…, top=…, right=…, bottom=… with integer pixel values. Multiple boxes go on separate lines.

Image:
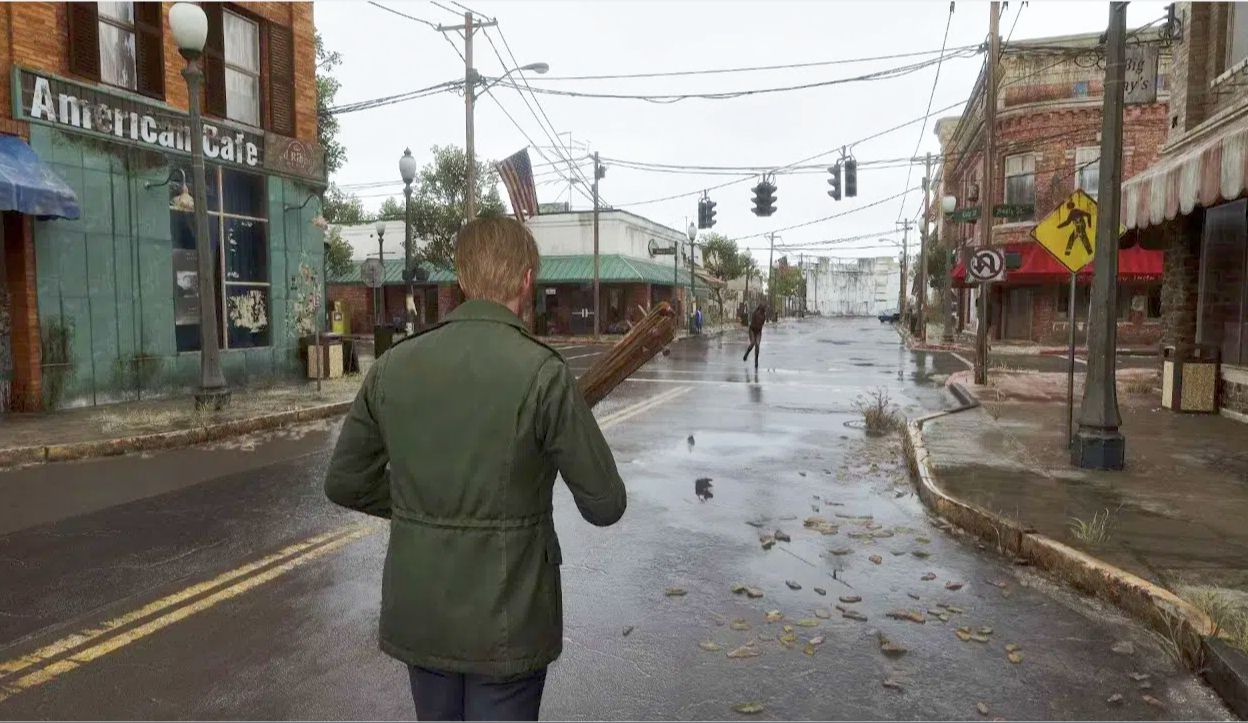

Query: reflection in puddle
left=695, top=477, right=714, bottom=501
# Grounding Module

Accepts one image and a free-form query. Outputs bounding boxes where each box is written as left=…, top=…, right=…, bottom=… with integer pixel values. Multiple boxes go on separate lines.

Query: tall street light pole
left=400, top=149, right=418, bottom=333
left=375, top=220, right=387, bottom=324
left=1073, top=1, right=1128, bottom=470
left=169, top=3, right=228, bottom=410
left=592, top=152, right=604, bottom=339
left=976, top=1, right=1000, bottom=386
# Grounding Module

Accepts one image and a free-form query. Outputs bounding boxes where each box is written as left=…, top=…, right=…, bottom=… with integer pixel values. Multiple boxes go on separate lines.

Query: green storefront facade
left=20, top=68, right=325, bottom=410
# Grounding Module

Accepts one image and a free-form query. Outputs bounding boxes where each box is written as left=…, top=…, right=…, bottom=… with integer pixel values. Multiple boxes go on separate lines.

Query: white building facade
left=805, top=257, right=901, bottom=317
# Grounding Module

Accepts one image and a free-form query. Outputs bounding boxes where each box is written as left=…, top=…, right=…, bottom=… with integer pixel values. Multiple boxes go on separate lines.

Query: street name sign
left=967, top=248, right=1006, bottom=283
left=361, top=258, right=385, bottom=288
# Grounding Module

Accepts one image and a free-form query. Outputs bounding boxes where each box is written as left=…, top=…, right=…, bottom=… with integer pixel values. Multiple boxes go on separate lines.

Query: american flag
left=495, top=147, right=539, bottom=222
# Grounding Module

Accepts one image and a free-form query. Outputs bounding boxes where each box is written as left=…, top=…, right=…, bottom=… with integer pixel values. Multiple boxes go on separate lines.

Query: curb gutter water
left=904, top=382, right=1248, bottom=719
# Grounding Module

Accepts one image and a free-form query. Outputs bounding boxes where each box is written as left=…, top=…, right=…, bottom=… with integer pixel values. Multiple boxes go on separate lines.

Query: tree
left=316, top=33, right=346, bottom=176
left=324, top=225, right=354, bottom=278
left=411, top=145, right=506, bottom=270
left=768, top=257, right=804, bottom=312
left=322, top=183, right=366, bottom=225
left=700, top=233, right=748, bottom=320
left=377, top=196, right=405, bottom=221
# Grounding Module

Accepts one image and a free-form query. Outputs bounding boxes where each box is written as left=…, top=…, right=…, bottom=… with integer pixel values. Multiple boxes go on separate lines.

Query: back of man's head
left=454, top=217, right=541, bottom=305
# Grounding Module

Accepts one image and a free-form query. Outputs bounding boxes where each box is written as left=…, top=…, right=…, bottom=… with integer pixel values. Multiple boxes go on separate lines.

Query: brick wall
left=1159, top=215, right=1202, bottom=349
left=625, top=283, right=651, bottom=320
left=327, top=283, right=372, bottom=336
left=4, top=213, right=39, bottom=411
left=437, top=285, right=462, bottom=320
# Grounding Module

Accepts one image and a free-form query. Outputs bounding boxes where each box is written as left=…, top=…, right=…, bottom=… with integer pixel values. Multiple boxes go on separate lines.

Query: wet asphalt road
left=0, top=319, right=1231, bottom=720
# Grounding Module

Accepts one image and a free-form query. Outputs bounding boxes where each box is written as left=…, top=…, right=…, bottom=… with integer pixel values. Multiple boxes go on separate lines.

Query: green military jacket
left=324, top=299, right=626, bottom=677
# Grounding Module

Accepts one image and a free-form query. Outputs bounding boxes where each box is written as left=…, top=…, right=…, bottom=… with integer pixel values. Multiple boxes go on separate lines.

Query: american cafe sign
left=12, top=68, right=323, bottom=182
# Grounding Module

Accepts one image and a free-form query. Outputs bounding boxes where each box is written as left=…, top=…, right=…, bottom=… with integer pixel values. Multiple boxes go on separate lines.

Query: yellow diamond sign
left=1031, top=189, right=1120, bottom=273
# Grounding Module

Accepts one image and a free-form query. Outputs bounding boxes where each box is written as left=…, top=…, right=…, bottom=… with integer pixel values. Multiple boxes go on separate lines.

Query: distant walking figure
left=1057, top=201, right=1093, bottom=256
left=742, top=303, right=767, bottom=369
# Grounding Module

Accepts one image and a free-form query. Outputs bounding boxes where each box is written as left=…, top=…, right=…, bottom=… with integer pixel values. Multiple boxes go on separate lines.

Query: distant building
left=804, top=257, right=901, bottom=317
left=327, top=209, right=717, bottom=337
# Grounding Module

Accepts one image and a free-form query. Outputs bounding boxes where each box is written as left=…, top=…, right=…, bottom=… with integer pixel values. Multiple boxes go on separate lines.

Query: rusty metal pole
left=975, top=2, right=1000, bottom=386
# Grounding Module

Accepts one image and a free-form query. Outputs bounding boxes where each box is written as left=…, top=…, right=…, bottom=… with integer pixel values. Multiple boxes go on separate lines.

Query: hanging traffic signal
left=827, top=163, right=841, bottom=201
left=751, top=177, right=777, bottom=217
left=703, top=196, right=717, bottom=228
left=697, top=198, right=707, bottom=228
left=844, top=158, right=858, bottom=197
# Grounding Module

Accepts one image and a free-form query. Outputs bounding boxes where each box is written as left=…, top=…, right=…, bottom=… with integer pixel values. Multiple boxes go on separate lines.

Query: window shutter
left=203, top=3, right=227, bottom=118
left=67, top=2, right=101, bottom=81
left=267, top=24, right=295, bottom=136
left=134, top=2, right=165, bottom=99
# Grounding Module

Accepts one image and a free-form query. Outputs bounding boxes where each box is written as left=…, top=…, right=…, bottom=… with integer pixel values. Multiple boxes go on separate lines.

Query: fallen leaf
left=809, top=635, right=825, bottom=646
left=1004, top=643, right=1020, bottom=653
left=912, top=550, right=931, bottom=559
left=757, top=632, right=775, bottom=642
left=779, top=632, right=797, bottom=645
left=795, top=618, right=821, bottom=627
left=978, top=627, right=993, bottom=635
left=622, top=625, right=634, bottom=637
left=814, top=608, right=831, bottom=619
left=812, top=505, right=821, bottom=513
left=1137, top=681, right=1153, bottom=691
left=732, top=701, right=765, bottom=715
left=730, top=620, right=751, bottom=631
left=785, top=580, right=802, bottom=590
left=665, top=587, right=687, bottom=597
left=799, top=471, right=808, bottom=477
left=814, top=587, right=827, bottom=596
left=886, top=609, right=927, bottom=624
left=891, top=550, right=907, bottom=556
left=921, top=573, right=937, bottom=581
left=915, top=536, right=931, bottom=544
left=907, top=593, right=921, bottom=601
left=944, top=605, right=965, bottom=614
left=760, top=536, right=775, bottom=551
left=1142, top=695, right=1164, bottom=708
left=745, top=519, right=766, bottom=528
left=869, top=555, right=883, bottom=565
left=783, top=624, right=794, bottom=633
left=987, top=580, right=1008, bottom=589
left=1007, top=651, right=1024, bottom=664
left=937, top=613, right=950, bottom=622
left=829, top=548, right=853, bottom=556
left=881, top=641, right=908, bottom=656
left=1111, top=640, right=1135, bottom=655
left=976, top=702, right=989, bottom=716
left=746, top=587, right=765, bottom=599
left=955, top=628, right=972, bottom=642
left=802, top=643, right=816, bottom=656
left=779, top=515, right=797, bottom=521
left=731, top=583, right=748, bottom=594
left=775, top=530, right=792, bottom=543
left=970, top=634, right=990, bottom=643
left=726, top=645, right=761, bottom=659
left=945, top=582, right=964, bottom=591
left=843, top=610, right=868, bottom=622
left=699, top=641, right=722, bottom=652
left=882, top=678, right=903, bottom=691
left=839, top=595, right=862, bottom=604
left=765, top=610, right=784, bottom=622
left=1106, top=693, right=1123, bottom=705
left=1128, top=672, right=1150, bottom=682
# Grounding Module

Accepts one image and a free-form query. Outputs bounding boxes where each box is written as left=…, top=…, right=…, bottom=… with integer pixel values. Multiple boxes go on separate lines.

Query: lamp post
left=400, top=149, right=417, bottom=332
left=375, top=219, right=388, bottom=324
left=940, top=194, right=958, bottom=344
left=169, top=3, right=228, bottom=410
left=463, top=57, right=549, bottom=220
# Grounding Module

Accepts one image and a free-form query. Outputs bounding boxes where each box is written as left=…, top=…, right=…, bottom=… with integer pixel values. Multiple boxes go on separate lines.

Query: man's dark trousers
left=409, top=666, right=547, bottom=721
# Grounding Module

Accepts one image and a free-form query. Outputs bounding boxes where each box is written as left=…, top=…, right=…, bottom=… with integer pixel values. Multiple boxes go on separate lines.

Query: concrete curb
left=902, top=386, right=1248, bottom=716
left=0, top=400, right=352, bottom=470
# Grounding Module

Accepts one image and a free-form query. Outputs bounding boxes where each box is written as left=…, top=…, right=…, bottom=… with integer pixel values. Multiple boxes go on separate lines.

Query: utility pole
left=592, top=151, right=601, bottom=339
left=896, top=220, right=911, bottom=318
left=767, top=232, right=776, bottom=321
left=440, top=12, right=497, bottom=222
left=975, top=1, right=1000, bottom=386
left=919, top=152, right=933, bottom=343
left=1073, top=1, right=1128, bottom=470
left=799, top=253, right=805, bottom=317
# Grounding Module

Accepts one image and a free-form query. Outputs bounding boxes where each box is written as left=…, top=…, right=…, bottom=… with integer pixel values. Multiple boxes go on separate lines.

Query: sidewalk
left=919, top=369, right=1248, bottom=646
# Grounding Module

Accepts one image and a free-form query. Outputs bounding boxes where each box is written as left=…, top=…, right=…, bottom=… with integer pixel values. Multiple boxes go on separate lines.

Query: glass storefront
left=1198, top=200, right=1248, bottom=366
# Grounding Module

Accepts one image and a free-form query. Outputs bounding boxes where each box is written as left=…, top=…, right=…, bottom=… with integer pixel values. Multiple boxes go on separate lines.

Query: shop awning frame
left=0, top=135, right=80, bottom=219
left=1122, top=119, right=1248, bottom=231
left=951, top=242, right=1164, bottom=288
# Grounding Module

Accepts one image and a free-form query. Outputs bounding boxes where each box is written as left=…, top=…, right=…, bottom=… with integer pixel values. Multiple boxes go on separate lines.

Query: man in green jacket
left=325, top=217, right=627, bottom=721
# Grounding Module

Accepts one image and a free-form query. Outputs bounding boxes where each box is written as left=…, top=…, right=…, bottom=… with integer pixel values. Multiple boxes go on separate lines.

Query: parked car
left=877, top=309, right=901, bottom=323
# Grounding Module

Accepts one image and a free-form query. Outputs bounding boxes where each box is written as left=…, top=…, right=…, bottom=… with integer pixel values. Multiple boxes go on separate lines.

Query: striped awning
left=1123, top=120, right=1248, bottom=231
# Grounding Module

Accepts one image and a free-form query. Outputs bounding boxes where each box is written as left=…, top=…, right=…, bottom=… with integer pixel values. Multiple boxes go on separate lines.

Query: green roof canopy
left=329, top=254, right=705, bottom=288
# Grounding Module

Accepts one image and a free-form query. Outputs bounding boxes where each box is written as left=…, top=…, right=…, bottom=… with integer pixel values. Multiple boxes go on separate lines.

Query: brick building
left=940, top=30, right=1170, bottom=346
left=326, top=209, right=717, bottom=337
left=1121, top=3, right=1248, bottom=419
left=0, top=2, right=325, bottom=411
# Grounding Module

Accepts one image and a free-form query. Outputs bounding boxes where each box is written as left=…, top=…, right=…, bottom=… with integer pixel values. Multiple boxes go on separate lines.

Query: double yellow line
left=0, top=385, right=693, bottom=704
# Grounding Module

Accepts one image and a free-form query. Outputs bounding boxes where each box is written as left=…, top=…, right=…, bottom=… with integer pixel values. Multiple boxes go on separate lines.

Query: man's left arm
left=324, top=361, right=392, bottom=519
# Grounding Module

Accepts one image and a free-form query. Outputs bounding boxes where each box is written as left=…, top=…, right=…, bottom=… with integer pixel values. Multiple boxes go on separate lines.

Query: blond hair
left=454, top=217, right=541, bottom=304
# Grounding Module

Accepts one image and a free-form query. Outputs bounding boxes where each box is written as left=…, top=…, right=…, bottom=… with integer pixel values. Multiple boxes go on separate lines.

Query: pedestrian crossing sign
left=1031, top=189, right=1108, bottom=273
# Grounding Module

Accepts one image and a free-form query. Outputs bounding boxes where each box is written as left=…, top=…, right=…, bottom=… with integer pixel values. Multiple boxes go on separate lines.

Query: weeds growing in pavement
left=853, top=388, right=903, bottom=436
left=1119, top=375, right=1159, bottom=396
left=1067, top=508, right=1115, bottom=545
left=1183, top=587, right=1248, bottom=654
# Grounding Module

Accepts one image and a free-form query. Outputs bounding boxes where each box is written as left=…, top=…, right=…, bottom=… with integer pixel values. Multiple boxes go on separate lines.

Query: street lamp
left=399, top=148, right=418, bottom=332
left=375, top=219, right=387, bottom=325
left=464, top=61, right=548, bottom=220
left=941, top=195, right=957, bottom=214
left=170, top=3, right=228, bottom=410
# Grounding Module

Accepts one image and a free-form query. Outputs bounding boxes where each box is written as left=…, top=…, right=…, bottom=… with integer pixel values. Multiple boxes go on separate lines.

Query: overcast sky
left=317, top=0, right=1168, bottom=263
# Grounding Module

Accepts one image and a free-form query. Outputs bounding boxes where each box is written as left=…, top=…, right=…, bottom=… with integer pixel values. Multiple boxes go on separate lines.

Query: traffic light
left=844, top=158, right=858, bottom=197
left=698, top=195, right=717, bottom=229
left=827, top=163, right=841, bottom=201
left=751, top=178, right=777, bottom=217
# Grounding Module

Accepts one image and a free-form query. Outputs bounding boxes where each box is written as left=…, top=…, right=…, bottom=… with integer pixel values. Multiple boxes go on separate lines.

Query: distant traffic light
left=698, top=195, right=717, bottom=229
left=844, top=158, right=858, bottom=197
left=751, top=177, right=777, bottom=217
left=827, top=163, right=842, bottom=201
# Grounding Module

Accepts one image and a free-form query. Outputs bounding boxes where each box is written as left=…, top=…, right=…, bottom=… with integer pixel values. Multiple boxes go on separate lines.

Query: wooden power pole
left=975, top=2, right=1000, bottom=385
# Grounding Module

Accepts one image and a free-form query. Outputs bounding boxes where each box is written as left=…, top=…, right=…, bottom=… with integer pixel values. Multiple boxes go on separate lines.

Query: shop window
left=1075, top=147, right=1100, bottom=200
left=1003, top=153, right=1035, bottom=220
left=67, top=2, right=164, bottom=98
left=1116, top=285, right=1160, bottom=320
left=171, top=166, right=271, bottom=353
left=1198, top=200, right=1248, bottom=366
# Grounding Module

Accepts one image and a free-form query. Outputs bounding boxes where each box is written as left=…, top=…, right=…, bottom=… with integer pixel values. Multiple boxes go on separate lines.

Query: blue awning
left=0, top=135, right=80, bottom=219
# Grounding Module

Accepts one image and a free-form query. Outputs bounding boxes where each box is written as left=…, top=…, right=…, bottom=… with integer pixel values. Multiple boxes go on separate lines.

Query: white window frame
left=97, top=1, right=137, bottom=91
left=1075, top=147, right=1100, bottom=200
left=223, top=10, right=261, bottom=128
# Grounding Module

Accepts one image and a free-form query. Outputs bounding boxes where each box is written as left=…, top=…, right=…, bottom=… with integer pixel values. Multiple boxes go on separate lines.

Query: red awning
left=951, top=242, right=1163, bottom=288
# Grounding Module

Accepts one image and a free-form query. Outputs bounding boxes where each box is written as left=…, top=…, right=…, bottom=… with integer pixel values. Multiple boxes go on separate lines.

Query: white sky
left=316, top=0, right=1168, bottom=263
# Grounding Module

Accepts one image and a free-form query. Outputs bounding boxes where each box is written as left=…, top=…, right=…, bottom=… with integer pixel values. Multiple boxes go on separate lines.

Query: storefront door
left=1004, top=287, right=1033, bottom=340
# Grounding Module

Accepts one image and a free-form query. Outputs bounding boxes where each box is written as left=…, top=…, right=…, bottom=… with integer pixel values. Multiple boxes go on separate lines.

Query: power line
left=327, top=79, right=463, bottom=115
left=366, top=1, right=439, bottom=29
left=527, top=44, right=984, bottom=81
left=897, top=1, right=954, bottom=223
